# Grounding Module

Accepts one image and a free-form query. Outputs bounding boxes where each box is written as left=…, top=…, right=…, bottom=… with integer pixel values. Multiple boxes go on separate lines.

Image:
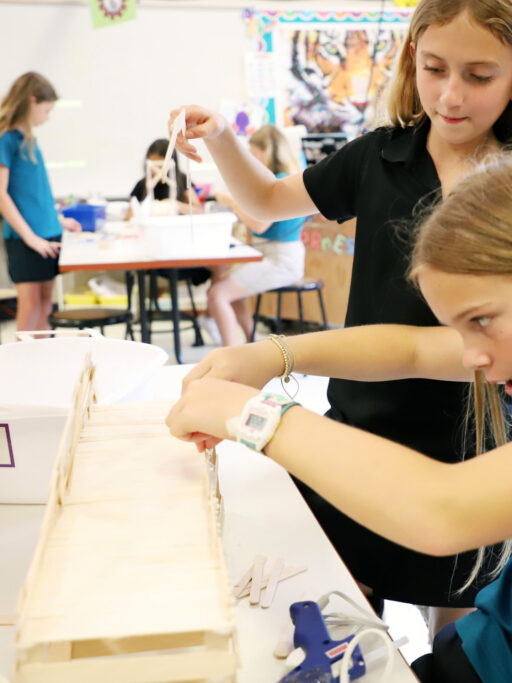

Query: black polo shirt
left=303, top=122, right=468, bottom=463
left=300, top=123, right=497, bottom=605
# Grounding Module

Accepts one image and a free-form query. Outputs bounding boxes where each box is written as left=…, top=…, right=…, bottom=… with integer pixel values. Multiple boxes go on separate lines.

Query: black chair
left=125, top=270, right=205, bottom=354
left=251, top=277, right=328, bottom=340
left=49, top=307, right=134, bottom=339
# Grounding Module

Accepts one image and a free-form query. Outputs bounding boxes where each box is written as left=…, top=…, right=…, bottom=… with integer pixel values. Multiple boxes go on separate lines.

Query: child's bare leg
left=207, top=277, right=249, bottom=347
left=15, top=282, right=43, bottom=331
left=37, top=280, right=54, bottom=331
left=232, top=298, right=255, bottom=341
left=210, top=264, right=230, bottom=284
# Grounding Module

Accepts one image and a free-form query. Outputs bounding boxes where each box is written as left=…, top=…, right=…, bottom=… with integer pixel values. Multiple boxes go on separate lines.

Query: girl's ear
left=409, top=42, right=416, bottom=60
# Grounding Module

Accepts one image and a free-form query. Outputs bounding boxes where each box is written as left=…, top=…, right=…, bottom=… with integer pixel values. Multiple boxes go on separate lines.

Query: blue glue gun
left=278, top=601, right=366, bottom=683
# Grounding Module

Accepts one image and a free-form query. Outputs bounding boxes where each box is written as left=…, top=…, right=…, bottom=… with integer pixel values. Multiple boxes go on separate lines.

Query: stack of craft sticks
left=13, top=356, right=237, bottom=683
left=233, top=555, right=307, bottom=609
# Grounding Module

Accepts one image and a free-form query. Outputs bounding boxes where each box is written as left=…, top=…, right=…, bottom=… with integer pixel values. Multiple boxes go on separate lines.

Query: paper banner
left=89, top=0, right=136, bottom=29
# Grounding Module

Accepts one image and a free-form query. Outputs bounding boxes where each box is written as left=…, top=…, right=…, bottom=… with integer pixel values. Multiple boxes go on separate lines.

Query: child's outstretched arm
left=169, top=105, right=316, bottom=222
left=168, top=376, right=512, bottom=556
left=0, top=165, right=60, bottom=258
left=182, top=324, right=471, bottom=393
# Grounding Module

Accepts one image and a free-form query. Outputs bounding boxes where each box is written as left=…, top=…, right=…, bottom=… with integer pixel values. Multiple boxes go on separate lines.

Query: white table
left=59, top=221, right=263, bottom=361
left=0, top=365, right=418, bottom=682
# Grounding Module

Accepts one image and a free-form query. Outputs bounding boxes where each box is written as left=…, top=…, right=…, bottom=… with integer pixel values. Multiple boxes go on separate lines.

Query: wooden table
left=58, top=221, right=263, bottom=362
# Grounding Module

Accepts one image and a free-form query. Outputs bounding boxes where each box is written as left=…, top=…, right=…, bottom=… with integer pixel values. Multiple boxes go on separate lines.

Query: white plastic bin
left=142, top=212, right=237, bottom=259
left=0, top=336, right=168, bottom=503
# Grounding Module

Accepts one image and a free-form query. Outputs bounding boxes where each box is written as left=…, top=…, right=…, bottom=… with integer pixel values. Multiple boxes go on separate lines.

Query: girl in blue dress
left=0, top=72, right=80, bottom=332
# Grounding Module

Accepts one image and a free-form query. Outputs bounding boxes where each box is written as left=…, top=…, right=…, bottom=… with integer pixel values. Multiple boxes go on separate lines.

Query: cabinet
left=250, top=217, right=355, bottom=326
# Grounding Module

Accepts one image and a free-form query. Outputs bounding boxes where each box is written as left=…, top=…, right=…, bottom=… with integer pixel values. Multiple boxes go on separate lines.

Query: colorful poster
left=89, top=0, right=136, bottom=29
left=245, top=9, right=412, bottom=138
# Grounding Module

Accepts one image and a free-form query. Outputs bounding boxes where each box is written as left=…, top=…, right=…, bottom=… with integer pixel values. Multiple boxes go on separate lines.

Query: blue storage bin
left=62, top=204, right=106, bottom=232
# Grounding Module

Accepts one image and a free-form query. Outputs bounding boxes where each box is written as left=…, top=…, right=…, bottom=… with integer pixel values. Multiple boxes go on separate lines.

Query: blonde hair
left=387, top=0, right=512, bottom=137
left=249, top=125, right=300, bottom=176
left=410, top=156, right=512, bottom=590
left=0, top=72, right=58, bottom=161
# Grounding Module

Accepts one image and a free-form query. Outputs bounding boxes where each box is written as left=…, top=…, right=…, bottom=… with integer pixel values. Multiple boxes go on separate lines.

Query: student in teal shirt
left=0, top=72, right=80, bottom=332
left=211, top=124, right=308, bottom=347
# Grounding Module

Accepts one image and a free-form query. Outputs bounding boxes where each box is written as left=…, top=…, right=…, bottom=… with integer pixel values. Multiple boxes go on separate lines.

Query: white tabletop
left=0, top=365, right=417, bottom=682
left=59, top=220, right=263, bottom=271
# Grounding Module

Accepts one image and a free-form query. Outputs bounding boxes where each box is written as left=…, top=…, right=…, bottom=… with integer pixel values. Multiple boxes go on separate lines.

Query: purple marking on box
left=0, top=424, right=15, bottom=468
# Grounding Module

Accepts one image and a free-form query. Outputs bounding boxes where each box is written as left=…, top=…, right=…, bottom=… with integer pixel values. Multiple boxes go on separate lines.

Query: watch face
left=246, top=413, right=266, bottom=429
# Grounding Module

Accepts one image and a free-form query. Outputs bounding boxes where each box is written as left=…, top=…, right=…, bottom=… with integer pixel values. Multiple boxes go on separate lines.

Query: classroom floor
left=0, top=314, right=431, bottom=666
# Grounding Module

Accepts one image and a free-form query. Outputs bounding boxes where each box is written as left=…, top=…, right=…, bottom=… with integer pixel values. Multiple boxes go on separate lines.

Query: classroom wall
left=0, top=4, right=248, bottom=198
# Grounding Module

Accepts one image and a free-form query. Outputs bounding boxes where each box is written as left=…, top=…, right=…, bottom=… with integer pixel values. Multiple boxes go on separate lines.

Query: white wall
left=0, top=4, right=248, bottom=198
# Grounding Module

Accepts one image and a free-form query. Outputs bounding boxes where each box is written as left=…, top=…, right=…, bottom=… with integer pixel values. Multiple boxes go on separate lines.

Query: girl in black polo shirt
left=168, top=0, right=512, bottom=639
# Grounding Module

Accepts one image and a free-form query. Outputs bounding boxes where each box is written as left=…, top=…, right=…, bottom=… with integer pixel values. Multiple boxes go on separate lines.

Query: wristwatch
left=226, top=393, right=300, bottom=452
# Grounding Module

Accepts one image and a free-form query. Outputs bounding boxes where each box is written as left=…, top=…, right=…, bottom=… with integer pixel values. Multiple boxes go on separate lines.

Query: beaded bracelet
left=268, top=334, right=299, bottom=399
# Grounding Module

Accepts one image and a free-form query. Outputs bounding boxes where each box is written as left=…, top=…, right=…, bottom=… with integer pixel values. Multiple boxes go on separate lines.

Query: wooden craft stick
left=232, top=563, right=254, bottom=599
left=237, top=565, right=308, bottom=600
left=249, top=555, right=266, bottom=605
left=260, top=557, right=285, bottom=609
left=162, top=109, right=186, bottom=183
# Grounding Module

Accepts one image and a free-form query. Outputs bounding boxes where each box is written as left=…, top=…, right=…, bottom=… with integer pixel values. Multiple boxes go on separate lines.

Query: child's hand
left=25, top=234, right=61, bottom=258
left=168, top=105, right=228, bottom=163
left=61, top=216, right=82, bottom=232
left=166, top=377, right=259, bottom=451
left=182, top=342, right=285, bottom=394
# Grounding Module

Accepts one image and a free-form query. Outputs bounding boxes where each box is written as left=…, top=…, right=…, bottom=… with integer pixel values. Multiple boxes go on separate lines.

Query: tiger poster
left=245, top=9, right=413, bottom=138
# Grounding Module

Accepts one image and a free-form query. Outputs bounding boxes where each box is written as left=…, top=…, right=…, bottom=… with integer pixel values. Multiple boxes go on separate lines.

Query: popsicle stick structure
left=13, top=355, right=236, bottom=683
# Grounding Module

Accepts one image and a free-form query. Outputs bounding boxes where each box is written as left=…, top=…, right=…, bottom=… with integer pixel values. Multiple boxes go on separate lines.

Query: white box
left=142, top=212, right=237, bottom=259
left=0, top=337, right=168, bottom=503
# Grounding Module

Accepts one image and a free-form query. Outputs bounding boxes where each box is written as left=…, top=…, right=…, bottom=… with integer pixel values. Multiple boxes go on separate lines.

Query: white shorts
left=230, top=239, right=305, bottom=297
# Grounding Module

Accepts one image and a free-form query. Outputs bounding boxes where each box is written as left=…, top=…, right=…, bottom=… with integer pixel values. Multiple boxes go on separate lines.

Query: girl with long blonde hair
left=0, top=72, right=81, bottom=332
left=167, top=0, right=512, bottom=638
left=169, top=155, right=512, bottom=683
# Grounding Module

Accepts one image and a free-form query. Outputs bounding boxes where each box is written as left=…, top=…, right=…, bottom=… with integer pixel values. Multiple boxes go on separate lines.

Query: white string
left=338, top=627, right=394, bottom=683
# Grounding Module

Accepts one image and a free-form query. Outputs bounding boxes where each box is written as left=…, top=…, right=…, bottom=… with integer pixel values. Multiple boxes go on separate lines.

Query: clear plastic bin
left=0, top=334, right=168, bottom=503
left=142, top=212, right=237, bottom=258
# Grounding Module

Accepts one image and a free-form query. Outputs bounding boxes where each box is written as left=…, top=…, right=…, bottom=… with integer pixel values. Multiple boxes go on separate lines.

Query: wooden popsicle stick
left=260, top=557, right=284, bottom=609
left=237, top=565, right=308, bottom=599
left=161, top=109, right=186, bottom=183
left=249, top=555, right=266, bottom=605
left=232, top=563, right=254, bottom=599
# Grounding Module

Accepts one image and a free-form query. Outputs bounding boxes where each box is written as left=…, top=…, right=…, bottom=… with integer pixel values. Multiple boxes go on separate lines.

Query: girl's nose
left=440, top=75, right=465, bottom=109
left=462, top=347, right=491, bottom=371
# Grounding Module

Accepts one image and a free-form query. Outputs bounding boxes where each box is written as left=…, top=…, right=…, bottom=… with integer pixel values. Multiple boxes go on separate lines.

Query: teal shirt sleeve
left=0, top=131, right=17, bottom=169
left=456, top=559, right=512, bottom=683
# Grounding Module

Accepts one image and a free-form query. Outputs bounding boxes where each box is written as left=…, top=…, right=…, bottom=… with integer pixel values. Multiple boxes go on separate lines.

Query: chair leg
left=251, top=295, right=262, bottom=342
left=185, top=279, right=204, bottom=347
left=276, top=293, right=283, bottom=335
left=317, top=287, right=328, bottom=330
left=149, top=272, right=160, bottom=315
left=297, top=291, right=305, bottom=334
left=125, top=319, right=135, bottom=341
left=168, top=270, right=184, bottom=364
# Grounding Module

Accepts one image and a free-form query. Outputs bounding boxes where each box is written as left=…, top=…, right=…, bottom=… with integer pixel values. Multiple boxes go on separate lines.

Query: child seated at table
left=126, top=138, right=211, bottom=315
left=209, top=125, right=309, bottom=346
